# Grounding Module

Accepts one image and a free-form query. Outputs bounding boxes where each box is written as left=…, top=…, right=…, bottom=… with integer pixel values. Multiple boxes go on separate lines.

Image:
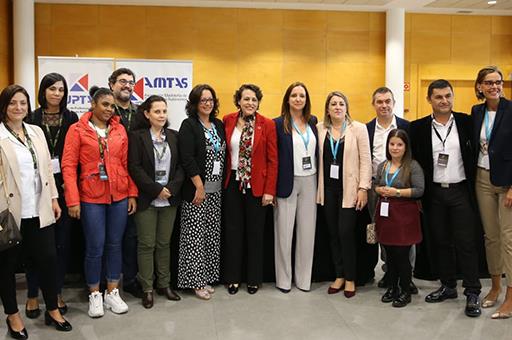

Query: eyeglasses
left=482, top=80, right=503, bottom=86
left=200, top=98, right=214, bottom=104
left=117, top=79, right=135, bottom=86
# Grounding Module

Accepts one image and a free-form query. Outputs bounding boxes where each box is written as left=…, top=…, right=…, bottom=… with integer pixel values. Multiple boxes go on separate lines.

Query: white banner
left=115, top=59, right=193, bottom=130
left=37, top=57, right=114, bottom=116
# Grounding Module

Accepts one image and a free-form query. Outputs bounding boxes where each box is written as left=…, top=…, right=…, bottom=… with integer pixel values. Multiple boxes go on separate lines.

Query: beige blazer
left=316, top=120, right=372, bottom=208
left=0, top=123, right=58, bottom=229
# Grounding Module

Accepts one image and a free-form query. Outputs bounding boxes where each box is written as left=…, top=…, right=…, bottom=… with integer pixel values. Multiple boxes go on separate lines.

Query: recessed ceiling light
left=488, top=0, right=497, bottom=5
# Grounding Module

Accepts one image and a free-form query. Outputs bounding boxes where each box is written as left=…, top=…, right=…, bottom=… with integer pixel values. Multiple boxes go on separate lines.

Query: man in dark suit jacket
left=366, top=87, right=413, bottom=291
left=409, top=79, right=481, bottom=317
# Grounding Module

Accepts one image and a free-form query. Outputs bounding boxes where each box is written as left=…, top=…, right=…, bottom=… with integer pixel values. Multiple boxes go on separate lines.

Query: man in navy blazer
left=366, top=87, right=414, bottom=292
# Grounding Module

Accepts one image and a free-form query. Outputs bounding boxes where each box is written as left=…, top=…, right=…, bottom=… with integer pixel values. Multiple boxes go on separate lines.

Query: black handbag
left=0, top=151, right=22, bottom=251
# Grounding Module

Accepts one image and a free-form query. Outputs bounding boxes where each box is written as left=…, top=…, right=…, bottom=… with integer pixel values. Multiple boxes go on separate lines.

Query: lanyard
left=328, top=121, right=346, bottom=161
left=484, top=109, right=493, bottom=142
left=43, top=115, right=63, bottom=157
left=432, top=119, right=454, bottom=150
left=153, top=132, right=168, bottom=162
left=90, top=120, right=109, bottom=160
left=384, top=162, right=401, bottom=187
left=5, top=124, right=38, bottom=169
left=200, top=120, right=221, bottom=155
left=116, top=103, right=136, bottom=130
left=292, top=119, right=311, bottom=152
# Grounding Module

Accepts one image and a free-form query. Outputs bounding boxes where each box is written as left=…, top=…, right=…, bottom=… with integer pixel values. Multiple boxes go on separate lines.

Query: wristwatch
left=396, top=189, right=401, bottom=197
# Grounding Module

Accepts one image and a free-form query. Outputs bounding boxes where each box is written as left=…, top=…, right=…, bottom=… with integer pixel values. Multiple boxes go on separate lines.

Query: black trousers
left=0, top=218, right=59, bottom=315
left=223, top=173, right=267, bottom=285
left=384, top=245, right=412, bottom=293
left=122, top=215, right=138, bottom=285
left=323, top=187, right=357, bottom=281
left=429, top=183, right=481, bottom=295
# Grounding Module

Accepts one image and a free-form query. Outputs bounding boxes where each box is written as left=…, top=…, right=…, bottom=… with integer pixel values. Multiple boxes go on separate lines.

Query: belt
left=433, top=180, right=466, bottom=189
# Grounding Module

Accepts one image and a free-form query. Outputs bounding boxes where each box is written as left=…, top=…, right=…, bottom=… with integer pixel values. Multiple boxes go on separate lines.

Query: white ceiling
left=35, top=0, right=512, bottom=15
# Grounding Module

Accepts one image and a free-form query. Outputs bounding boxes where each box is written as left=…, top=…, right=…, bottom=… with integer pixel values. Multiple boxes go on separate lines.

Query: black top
left=128, top=128, right=185, bottom=210
left=28, top=107, right=79, bottom=190
left=178, top=117, right=226, bottom=202
left=323, top=132, right=344, bottom=191
left=115, top=103, right=138, bottom=132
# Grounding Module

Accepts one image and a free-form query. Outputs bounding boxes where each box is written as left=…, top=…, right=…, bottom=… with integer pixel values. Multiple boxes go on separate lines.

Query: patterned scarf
left=237, top=113, right=255, bottom=192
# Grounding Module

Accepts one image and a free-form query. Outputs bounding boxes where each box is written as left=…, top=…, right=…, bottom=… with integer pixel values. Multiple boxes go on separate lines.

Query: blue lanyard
left=200, top=120, right=221, bottom=155
left=328, top=121, right=346, bottom=160
left=384, top=162, right=401, bottom=187
left=484, top=109, right=493, bottom=142
left=292, top=119, right=310, bottom=152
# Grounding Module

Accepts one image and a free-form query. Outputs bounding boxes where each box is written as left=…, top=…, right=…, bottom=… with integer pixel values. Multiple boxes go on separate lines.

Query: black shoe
left=227, top=284, right=239, bottom=295
left=156, top=287, right=181, bottom=301
left=392, top=292, right=411, bottom=308
left=6, top=318, right=28, bottom=339
left=377, top=273, right=389, bottom=288
left=25, top=303, right=41, bottom=319
left=465, top=294, right=481, bottom=317
left=277, top=287, right=290, bottom=294
left=425, top=285, right=457, bottom=303
left=123, top=281, right=143, bottom=299
left=381, top=287, right=398, bottom=303
left=409, top=281, right=419, bottom=295
left=247, top=285, right=259, bottom=294
left=58, top=304, right=68, bottom=315
left=142, top=291, right=154, bottom=309
left=44, top=311, right=72, bottom=332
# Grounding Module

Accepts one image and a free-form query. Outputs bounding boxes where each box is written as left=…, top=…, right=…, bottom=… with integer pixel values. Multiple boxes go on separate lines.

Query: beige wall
left=0, top=0, right=12, bottom=89
left=33, top=4, right=512, bottom=122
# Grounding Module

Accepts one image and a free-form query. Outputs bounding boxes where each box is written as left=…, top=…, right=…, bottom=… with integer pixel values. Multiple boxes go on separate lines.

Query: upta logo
left=143, top=77, right=189, bottom=89
left=68, top=74, right=90, bottom=105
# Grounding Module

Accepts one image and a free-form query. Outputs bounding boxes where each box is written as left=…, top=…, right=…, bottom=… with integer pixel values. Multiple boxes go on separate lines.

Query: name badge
left=330, top=164, right=339, bottom=179
left=98, top=163, right=108, bottom=181
left=51, top=157, right=61, bottom=174
left=302, top=156, right=312, bottom=170
left=155, top=170, right=167, bottom=185
left=437, top=153, right=449, bottom=167
left=380, top=201, right=389, bottom=217
left=212, top=161, right=221, bottom=176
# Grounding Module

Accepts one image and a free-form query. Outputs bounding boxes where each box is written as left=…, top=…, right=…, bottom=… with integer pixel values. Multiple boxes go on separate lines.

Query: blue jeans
left=81, top=199, right=128, bottom=287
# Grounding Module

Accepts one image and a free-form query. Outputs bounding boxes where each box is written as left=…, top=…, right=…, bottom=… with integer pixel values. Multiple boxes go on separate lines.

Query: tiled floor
left=3, top=274, right=512, bottom=340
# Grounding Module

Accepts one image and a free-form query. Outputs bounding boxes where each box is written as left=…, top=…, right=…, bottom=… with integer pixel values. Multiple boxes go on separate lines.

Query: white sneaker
left=88, top=291, right=104, bottom=318
left=104, top=288, right=129, bottom=314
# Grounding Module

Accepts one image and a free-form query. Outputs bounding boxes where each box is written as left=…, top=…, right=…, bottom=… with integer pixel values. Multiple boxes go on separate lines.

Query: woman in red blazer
left=223, top=84, right=278, bottom=294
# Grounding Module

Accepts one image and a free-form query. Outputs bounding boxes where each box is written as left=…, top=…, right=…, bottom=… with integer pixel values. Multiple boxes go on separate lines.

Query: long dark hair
left=185, top=84, right=219, bottom=121
left=385, top=128, right=412, bottom=185
left=132, top=95, right=169, bottom=130
left=0, top=85, right=32, bottom=123
left=281, top=82, right=311, bottom=134
left=38, top=72, right=69, bottom=112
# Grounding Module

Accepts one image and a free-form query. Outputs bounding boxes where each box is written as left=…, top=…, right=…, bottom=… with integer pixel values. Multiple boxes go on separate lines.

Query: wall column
left=13, top=0, right=35, bottom=106
left=385, top=8, right=405, bottom=118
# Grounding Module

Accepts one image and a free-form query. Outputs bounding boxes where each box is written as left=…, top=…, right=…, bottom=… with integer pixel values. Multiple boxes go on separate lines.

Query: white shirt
left=0, top=123, right=42, bottom=218
left=150, top=130, right=171, bottom=208
left=230, top=127, right=242, bottom=171
left=292, top=125, right=317, bottom=176
left=431, top=115, right=466, bottom=184
left=372, top=116, right=397, bottom=178
left=477, top=110, right=496, bottom=170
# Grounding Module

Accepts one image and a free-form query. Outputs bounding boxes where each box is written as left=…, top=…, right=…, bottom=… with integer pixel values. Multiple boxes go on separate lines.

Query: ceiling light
left=488, top=0, right=497, bottom=4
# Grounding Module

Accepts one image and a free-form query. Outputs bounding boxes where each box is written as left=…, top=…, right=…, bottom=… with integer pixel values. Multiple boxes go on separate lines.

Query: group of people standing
left=0, top=65, right=510, bottom=339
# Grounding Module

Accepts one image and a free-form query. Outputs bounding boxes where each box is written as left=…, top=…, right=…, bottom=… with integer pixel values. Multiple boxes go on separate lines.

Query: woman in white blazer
left=0, top=85, right=71, bottom=339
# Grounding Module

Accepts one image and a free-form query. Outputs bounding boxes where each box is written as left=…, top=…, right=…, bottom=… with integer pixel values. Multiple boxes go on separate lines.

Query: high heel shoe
left=344, top=289, right=356, bottom=298
left=25, top=303, right=41, bottom=319
left=58, top=304, right=68, bottom=315
left=44, top=311, right=72, bottom=332
left=6, top=318, right=28, bottom=339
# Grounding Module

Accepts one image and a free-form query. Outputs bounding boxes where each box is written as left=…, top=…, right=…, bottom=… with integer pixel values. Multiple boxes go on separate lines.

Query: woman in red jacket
left=62, top=86, right=138, bottom=319
left=223, top=84, right=278, bottom=294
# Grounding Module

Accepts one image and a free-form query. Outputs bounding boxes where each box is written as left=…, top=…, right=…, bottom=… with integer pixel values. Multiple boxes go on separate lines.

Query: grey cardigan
left=374, top=159, right=425, bottom=198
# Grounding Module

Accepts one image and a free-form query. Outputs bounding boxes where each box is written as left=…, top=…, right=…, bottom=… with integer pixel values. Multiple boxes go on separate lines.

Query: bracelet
left=358, top=188, right=368, bottom=192
left=396, top=189, right=401, bottom=197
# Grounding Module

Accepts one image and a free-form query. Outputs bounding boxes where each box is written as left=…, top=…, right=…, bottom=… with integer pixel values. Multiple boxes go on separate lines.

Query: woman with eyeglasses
left=222, top=84, right=278, bottom=295
left=24, top=72, right=78, bottom=320
left=472, top=66, right=512, bottom=319
left=0, top=84, right=72, bottom=339
left=62, top=86, right=138, bottom=318
left=316, top=91, right=372, bottom=298
left=178, top=84, right=225, bottom=300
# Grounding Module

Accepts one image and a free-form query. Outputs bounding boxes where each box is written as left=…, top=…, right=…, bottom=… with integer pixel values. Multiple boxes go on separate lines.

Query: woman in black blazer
left=177, top=84, right=226, bottom=300
left=25, top=73, right=78, bottom=319
left=472, top=66, right=512, bottom=319
left=128, top=95, right=184, bottom=308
